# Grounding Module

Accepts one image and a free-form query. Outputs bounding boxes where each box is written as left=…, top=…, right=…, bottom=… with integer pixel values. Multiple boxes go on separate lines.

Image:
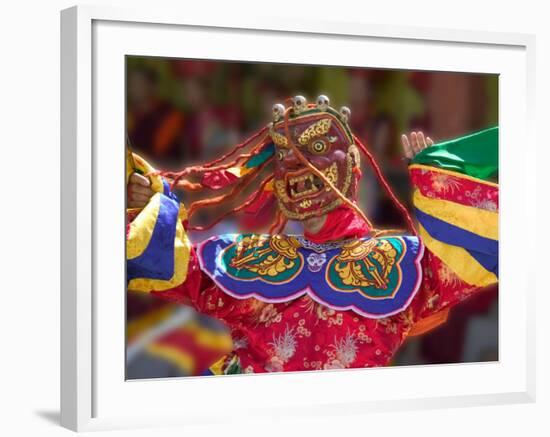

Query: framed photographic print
left=60, top=5, right=536, bottom=432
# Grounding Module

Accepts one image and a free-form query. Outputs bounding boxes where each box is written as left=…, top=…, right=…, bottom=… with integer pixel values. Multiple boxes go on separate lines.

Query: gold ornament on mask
left=298, top=118, right=332, bottom=146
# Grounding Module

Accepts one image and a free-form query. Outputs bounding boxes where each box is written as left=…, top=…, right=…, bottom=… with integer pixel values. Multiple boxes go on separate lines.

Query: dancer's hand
left=401, top=131, right=434, bottom=159
left=127, top=173, right=155, bottom=208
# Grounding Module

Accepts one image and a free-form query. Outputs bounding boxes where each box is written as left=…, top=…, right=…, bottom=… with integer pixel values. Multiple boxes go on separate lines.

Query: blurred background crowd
left=126, top=56, right=498, bottom=379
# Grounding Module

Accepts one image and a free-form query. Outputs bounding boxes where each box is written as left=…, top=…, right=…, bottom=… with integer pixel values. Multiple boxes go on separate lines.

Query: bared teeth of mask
left=313, top=175, right=322, bottom=189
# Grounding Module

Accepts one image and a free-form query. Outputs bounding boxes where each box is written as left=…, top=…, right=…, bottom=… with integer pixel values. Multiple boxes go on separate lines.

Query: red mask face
left=270, top=108, right=360, bottom=221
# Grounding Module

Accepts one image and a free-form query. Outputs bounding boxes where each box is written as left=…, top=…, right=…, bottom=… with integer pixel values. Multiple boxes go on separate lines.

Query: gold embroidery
left=298, top=118, right=332, bottom=145
left=334, top=239, right=398, bottom=289
left=230, top=235, right=301, bottom=277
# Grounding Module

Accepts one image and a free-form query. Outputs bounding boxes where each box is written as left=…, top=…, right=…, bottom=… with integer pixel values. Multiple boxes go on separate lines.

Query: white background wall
left=0, top=1, right=546, bottom=435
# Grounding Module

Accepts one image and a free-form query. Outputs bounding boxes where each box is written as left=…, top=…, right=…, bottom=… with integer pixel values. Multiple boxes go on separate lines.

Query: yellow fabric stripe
left=127, top=152, right=182, bottom=260
left=226, top=166, right=253, bottom=178
left=413, top=189, right=498, bottom=240
left=126, top=147, right=136, bottom=184
left=127, top=205, right=191, bottom=292
left=180, top=322, right=233, bottom=353
left=418, top=224, right=497, bottom=287
left=132, top=153, right=164, bottom=193
left=145, top=343, right=196, bottom=374
left=409, top=164, right=499, bottom=188
left=126, top=306, right=174, bottom=343
left=127, top=193, right=162, bottom=260
left=208, top=355, right=228, bottom=375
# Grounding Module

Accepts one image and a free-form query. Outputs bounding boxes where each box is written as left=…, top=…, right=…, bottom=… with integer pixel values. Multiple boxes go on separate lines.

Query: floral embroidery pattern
left=296, top=319, right=312, bottom=337
left=325, top=331, right=358, bottom=369
left=437, top=263, right=463, bottom=288
left=410, top=166, right=498, bottom=210
left=430, top=172, right=462, bottom=194
left=265, top=325, right=297, bottom=372
left=256, top=303, right=283, bottom=327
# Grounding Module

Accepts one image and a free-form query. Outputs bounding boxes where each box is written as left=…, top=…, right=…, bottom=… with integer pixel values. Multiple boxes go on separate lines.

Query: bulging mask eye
left=309, top=140, right=329, bottom=155
left=277, top=149, right=287, bottom=161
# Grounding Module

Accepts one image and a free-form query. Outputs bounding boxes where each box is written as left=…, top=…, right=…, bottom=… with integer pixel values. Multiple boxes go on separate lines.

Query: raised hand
left=401, top=131, right=434, bottom=159
left=127, top=172, right=155, bottom=208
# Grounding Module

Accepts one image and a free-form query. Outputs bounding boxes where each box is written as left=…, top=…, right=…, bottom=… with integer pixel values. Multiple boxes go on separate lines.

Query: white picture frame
left=60, top=5, right=536, bottom=432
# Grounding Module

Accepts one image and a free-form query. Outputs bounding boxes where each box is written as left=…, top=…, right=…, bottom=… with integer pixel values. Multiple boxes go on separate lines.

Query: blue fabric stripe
left=127, top=195, right=179, bottom=283
left=466, top=248, right=499, bottom=277
left=415, top=207, right=498, bottom=256
left=162, top=179, right=180, bottom=202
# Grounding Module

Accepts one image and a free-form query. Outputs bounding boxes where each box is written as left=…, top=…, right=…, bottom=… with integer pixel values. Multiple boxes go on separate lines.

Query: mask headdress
left=159, top=95, right=416, bottom=236
left=272, top=95, right=416, bottom=236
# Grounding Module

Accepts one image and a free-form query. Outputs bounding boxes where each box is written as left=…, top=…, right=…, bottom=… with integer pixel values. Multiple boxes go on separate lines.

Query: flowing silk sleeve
left=406, top=127, right=499, bottom=335
left=126, top=151, right=198, bottom=299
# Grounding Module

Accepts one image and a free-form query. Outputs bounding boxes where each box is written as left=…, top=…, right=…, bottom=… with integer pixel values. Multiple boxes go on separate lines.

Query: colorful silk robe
left=127, top=127, right=498, bottom=373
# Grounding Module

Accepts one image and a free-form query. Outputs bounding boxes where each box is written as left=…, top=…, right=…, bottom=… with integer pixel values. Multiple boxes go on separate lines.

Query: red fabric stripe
left=410, top=166, right=499, bottom=211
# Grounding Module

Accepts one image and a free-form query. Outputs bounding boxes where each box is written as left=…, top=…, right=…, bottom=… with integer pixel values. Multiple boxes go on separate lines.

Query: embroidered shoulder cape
left=197, top=234, right=424, bottom=318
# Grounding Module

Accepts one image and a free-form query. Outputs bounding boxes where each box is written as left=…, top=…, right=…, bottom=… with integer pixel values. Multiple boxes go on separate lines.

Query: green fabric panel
left=245, top=143, right=275, bottom=168
left=411, top=126, right=498, bottom=181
